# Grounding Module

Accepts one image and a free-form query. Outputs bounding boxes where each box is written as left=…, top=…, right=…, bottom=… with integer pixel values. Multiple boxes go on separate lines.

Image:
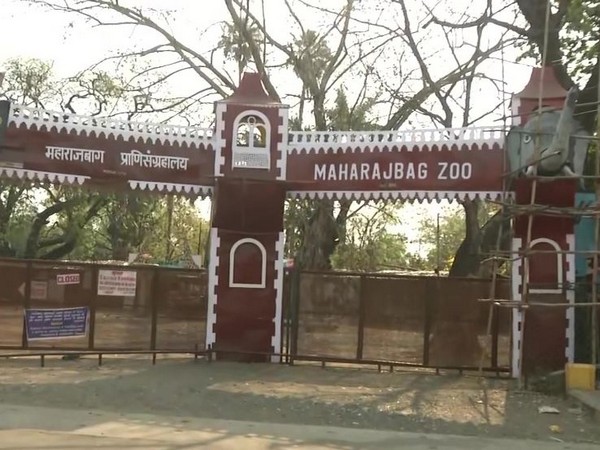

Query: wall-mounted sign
left=25, top=307, right=89, bottom=340
left=98, top=270, right=137, bottom=296
left=0, top=100, right=508, bottom=200
left=286, top=143, right=505, bottom=196
left=57, top=273, right=81, bottom=285
left=0, top=101, right=215, bottom=194
left=17, top=281, right=48, bottom=299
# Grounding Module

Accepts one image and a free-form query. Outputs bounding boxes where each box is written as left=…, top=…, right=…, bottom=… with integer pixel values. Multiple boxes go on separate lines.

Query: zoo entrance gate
left=0, top=257, right=511, bottom=373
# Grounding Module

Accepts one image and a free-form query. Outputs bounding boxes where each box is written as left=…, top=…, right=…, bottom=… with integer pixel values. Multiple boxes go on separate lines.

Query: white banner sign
left=31, top=281, right=48, bottom=300
left=57, top=273, right=80, bottom=285
left=18, top=281, right=48, bottom=300
left=97, top=270, right=137, bottom=297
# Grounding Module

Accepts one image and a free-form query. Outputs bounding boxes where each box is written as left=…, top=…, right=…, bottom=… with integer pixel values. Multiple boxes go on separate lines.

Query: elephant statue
left=506, top=87, right=591, bottom=179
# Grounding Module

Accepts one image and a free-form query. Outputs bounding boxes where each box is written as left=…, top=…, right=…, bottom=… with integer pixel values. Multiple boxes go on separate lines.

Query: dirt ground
left=0, top=356, right=598, bottom=445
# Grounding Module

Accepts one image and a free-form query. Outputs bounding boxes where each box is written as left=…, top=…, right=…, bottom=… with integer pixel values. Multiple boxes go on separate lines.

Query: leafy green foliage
left=219, top=21, right=263, bottom=80
left=286, top=87, right=383, bottom=270
left=289, top=30, right=333, bottom=87
left=89, top=195, right=208, bottom=263
left=563, top=0, right=600, bottom=78
left=416, top=204, right=465, bottom=272
left=326, top=88, right=379, bottom=131
left=1, top=58, right=56, bottom=106
left=62, top=70, right=126, bottom=115
left=0, top=57, right=208, bottom=263
left=409, top=202, right=501, bottom=273
left=330, top=202, right=409, bottom=271
left=0, top=183, right=35, bottom=257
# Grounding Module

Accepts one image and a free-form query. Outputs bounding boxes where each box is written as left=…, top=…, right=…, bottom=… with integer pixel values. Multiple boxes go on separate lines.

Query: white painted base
left=205, top=228, right=219, bottom=349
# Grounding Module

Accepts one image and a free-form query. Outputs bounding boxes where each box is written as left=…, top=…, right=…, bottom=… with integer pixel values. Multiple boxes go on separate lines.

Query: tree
left=285, top=87, right=380, bottom=269
left=423, top=1, right=600, bottom=277
left=1, top=58, right=148, bottom=260
left=0, top=184, right=33, bottom=257
left=412, top=202, right=503, bottom=274
left=415, top=205, right=466, bottom=272
left=289, top=29, right=334, bottom=128
left=331, top=202, right=409, bottom=271
left=22, top=0, right=515, bottom=270
left=87, top=195, right=209, bottom=263
left=516, top=0, right=599, bottom=132
left=219, top=19, right=263, bottom=83
left=0, top=59, right=59, bottom=257
left=2, top=62, right=113, bottom=260
left=22, top=187, right=107, bottom=259
left=1, top=58, right=56, bottom=107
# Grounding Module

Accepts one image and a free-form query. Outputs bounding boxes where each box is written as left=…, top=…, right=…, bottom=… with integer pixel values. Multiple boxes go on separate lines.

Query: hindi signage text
left=25, top=307, right=89, bottom=340
left=98, top=270, right=137, bottom=296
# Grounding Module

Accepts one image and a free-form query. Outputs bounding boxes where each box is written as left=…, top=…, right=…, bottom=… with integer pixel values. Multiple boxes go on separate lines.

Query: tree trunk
left=24, top=200, right=76, bottom=259
left=292, top=87, right=345, bottom=270
left=449, top=203, right=512, bottom=278
left=38, top=197, right=106, bottom=260
left=296, top=200, right=339, bottom=270
left=449, top=199, right=482, bottom=277
left=0, top=184, right=25, bottom=257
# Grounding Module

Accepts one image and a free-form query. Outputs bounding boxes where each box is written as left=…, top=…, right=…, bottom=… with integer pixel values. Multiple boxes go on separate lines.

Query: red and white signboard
left=97, top=270, right=137, bottom=297
left=286, top=143, right=505, bottom=196
left=57, top=273, right=81, bottom=285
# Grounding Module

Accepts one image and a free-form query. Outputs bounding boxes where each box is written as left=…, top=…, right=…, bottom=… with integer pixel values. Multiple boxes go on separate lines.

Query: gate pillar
left=510, top=66, right=569, bottom=127
left=206, top=73, right=288, bottom=361
left=509, top=66, right=576, bottom=377
left=511, top=179, right=576, bottom=377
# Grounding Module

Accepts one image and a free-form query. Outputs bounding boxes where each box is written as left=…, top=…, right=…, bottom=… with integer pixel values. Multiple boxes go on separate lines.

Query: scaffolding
left=478, top=126, right=600, bottom=387
left=474, top=0, right=600, bottom=385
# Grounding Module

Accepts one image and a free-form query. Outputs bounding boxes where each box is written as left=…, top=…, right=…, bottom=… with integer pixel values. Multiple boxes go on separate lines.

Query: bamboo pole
left=518, top=177, right=537, bottom=387
left=487, top=249, right=600, bottom=255
left=478, top=299, right=600, bottom=308
left=592, top=67, right=600, bottom=366
left=479, top=203, right=505, bottom=376
left=477, top=44, right=510, bottom=379
left=518, top=0, right=551, bottom=383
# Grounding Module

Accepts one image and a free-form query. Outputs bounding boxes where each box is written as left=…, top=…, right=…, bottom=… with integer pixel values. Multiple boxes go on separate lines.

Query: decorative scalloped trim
left=565, top=234, right=575, bottom=363
left=214, top=103, right=227, bottom=177
left=511, top=237, right=523, bottom=379
left=288, top=126, right=505, bottom=154
left=0, top=167, right=88, bottom=185
left=127, top=180, right=212, bottom=196
left=287, top=190, right=507, bottom=202
left=276, top=110, right=288, bottom=180
left=206, top=228, right=219, bottom=349
left=8, top=103, right=215, bottom=147
left=271, top=232, right=285, bottom=362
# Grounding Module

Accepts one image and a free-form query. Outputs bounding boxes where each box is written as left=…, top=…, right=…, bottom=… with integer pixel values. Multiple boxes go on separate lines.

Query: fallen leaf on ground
left=538, top=406, right=560, bottom=414
left=549, top=425, right=563, bottom=434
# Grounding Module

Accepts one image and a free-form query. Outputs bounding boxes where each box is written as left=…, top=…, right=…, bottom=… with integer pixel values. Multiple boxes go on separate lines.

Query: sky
left=0, top=0, right=536, bottom=254
left=0, top=1, right=229, bottom=76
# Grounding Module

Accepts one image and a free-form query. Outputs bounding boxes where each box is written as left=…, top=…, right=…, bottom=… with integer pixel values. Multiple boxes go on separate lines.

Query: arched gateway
left=0, top=70, right=582, bottom=374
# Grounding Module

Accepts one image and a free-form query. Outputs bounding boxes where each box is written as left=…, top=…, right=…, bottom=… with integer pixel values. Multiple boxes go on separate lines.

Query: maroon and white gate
left=0, top=70, right=576, bottom=372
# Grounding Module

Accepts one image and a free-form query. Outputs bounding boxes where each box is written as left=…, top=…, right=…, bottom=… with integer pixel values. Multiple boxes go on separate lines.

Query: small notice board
left=97, top=270, right=137, bottom=296
left=25, top=307, right=89, bottom=340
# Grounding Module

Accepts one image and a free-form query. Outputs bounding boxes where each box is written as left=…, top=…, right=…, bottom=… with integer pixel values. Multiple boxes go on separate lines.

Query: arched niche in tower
left=232, top=110, right=270, bottom=170
left=526, top=237, right=563, bottom=294
left=229, top=238, right=267, bottom=289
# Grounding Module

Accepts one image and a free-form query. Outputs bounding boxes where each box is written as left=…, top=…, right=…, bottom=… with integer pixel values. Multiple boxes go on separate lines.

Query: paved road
left=0, top=403, right=597, bottom=450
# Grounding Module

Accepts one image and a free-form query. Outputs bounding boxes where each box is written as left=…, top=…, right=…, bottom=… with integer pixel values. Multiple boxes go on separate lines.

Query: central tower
left=206, top=73, right=289, bottom=361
